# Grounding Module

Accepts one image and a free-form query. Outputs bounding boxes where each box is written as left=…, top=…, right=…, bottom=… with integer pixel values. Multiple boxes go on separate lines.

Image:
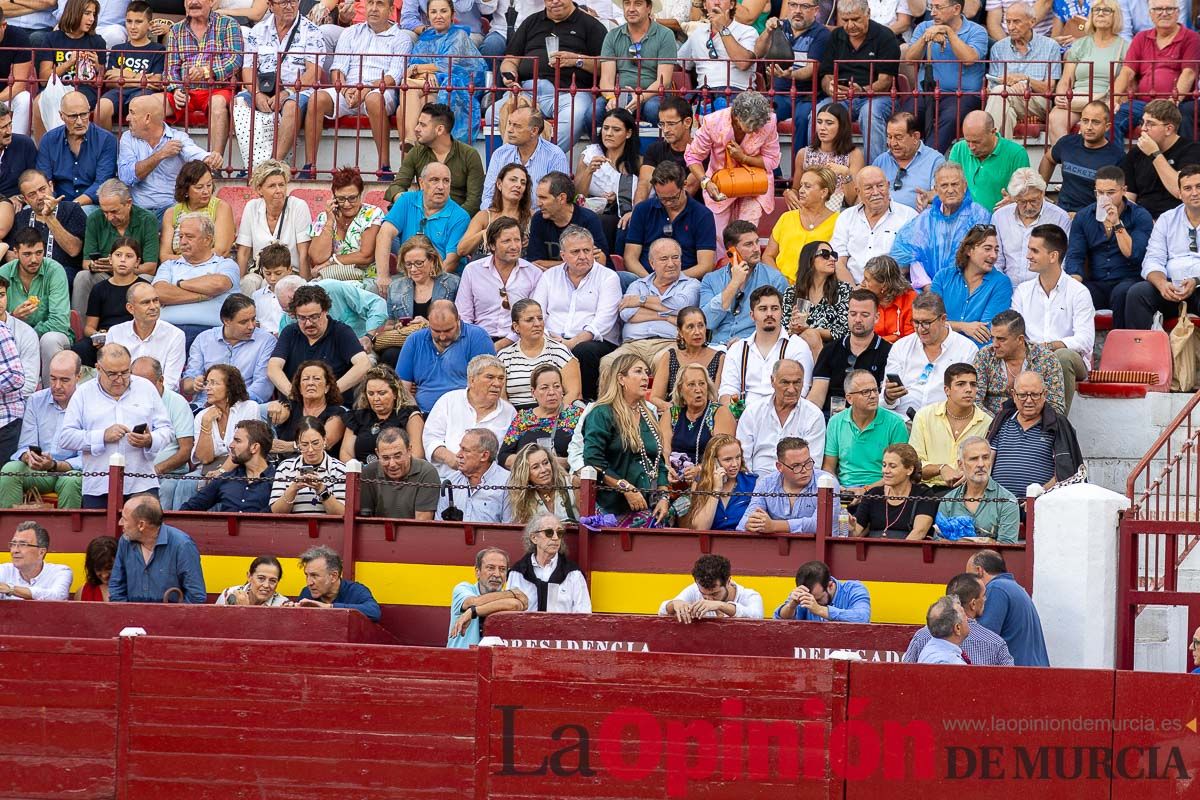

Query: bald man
left=396, top=298, right=496, bottom=414
left=947, top=110, right=1029, bottom=210
left=116, top=94, right=223, bottom=218
left=35, top=91, right=117, bottom=212
left=104, top=283, right=186, bottom=392
left=375, top=162, right=471, bottom=288
left=830, top=165, right=918, bottom=284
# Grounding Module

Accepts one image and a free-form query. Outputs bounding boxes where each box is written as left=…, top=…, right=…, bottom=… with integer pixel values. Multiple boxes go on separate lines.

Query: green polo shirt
left=0, top=258, right=72, bottom=340
left=601, top=22, right=678, bottom=89
left=82, top=204, right=161, bottom=266
left=947, top=135, right=1030, bottom=210
left=387, top=139, right=486, bottom=216
left=824, top=407, right=909, bottom=487
left=938, top=478, right=1020, bottom=544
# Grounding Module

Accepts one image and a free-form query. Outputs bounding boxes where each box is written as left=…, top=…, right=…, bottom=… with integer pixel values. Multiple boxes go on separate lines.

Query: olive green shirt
left=387, top=139, right=485, bottom=216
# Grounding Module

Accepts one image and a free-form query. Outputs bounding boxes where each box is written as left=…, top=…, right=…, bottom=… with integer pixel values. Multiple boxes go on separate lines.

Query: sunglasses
left=499, top=286, right=511, bottom=310
left=815, top=248, right=838, bottom=260
left=1190, top=227, right=1198, bottom=254
left=628, top=41, right=643, bottom=56
left=969, top=223, right=997, bottom=235
left=892, top=166, right=907, bottom=192
left=731, top=288, right=746, bottom=316
left=536, top=527, right=566, bottom=539
left=706, top=36, right=720, bottom=59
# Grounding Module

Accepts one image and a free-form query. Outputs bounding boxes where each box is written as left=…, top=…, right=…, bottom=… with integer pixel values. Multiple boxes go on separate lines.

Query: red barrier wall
left=484, top=613, right=921, bottom=662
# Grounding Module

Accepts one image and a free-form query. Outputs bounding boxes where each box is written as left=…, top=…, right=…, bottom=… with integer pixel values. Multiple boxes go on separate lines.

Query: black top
left=643, top=139, right=688, bottom=173
left=271, top=318, right=365, bottom=382
left=104, top=41, right=167, bottom=76
left=411, top=298, right=431, bottom=321
left=0, top=135, right=37, bottom=198
left=275, top=401, right=347, bottom=443
left=36, top=31, right=107, bottom=85
left=853, top=484, right=939, bottom=538
left=85, top=277, right=137, bottom=331
left=344, top=405, right=422, bottom=463
left=526, top=205, right=609, bottom=262
left=663, top=349, right=721, bottom=399
left=811, top=334, right=891, bottom=417
left=818, top=20, right=901, bottom=88
left=1122, top=136, right=1200, bottom=219
left=8, top=200, right=88, bottom=274
left=0, top=26, right=31, bottom=80
left=507, top=8, right=607, bottom=87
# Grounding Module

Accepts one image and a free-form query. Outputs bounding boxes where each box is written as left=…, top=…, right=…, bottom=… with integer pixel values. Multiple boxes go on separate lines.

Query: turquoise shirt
left=276, top=279, right=388, bottom=338
left=448, top=580, right=484, bottom=648
left=824, top=407, right=910, bottom=487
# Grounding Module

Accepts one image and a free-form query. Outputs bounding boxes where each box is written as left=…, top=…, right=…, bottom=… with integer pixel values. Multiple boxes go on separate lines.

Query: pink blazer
left=684, top=107, right=781, bottom=215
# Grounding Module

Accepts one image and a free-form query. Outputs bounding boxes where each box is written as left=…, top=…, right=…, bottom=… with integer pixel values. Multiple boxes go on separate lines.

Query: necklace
left=882, top=488, right=911, bottom=536
left=946, top=405, right=973, bottom=421
left=634, top=402, right=663, bottom=485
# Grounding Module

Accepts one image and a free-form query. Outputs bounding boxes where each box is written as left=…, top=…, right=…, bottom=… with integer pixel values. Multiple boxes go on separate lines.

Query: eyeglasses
left=1150, top=5, right=1177, bottom=13
left=333, top=193, right=360, bottom=205
left=847, top=387, right=880, bottom=397
left=782, top=458, right=815, bottom=472
left=1092, top=6, right=1114, bottom=12
left=418, top=217, right=428, bottom=234
left=1014, top=391, right=1045, bottom=401
left=62, top=111, right=90, bottom=122
left=296, top=312, right=325, bottom=324
left=659, top=118, right=687, bottom=129
left=815, top=248, right=838, bottom=260
left=8, top=541, right=40, bottom=549
left=892, top=166, right=907, bottom=192
left=499, top=286, right=510, bottom=310
left=628, top=41, right=643, bottom=56
left=912, top=316, right=943, bottom=331
left=98, top=366, right=131, bottom=380
left=536, top=527, right=566, bottom=539
left=657, top=189, right=683, bottom=205
left=1192, top=638, right=1200, bottom=647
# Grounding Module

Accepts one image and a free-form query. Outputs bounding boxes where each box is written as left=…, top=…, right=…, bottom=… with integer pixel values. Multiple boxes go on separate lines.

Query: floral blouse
left=308, top=203, right=385, bottom=278
left=782, top=281, right=851, bottom=339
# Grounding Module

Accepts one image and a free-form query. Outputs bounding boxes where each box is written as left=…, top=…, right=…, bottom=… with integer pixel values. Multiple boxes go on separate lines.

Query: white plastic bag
left=37, top=73, right=70, bottom=133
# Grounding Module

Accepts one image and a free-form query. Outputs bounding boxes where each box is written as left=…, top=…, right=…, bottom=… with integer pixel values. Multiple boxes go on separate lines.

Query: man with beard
left=808, top=289, right=891, bottom=417
left=359, top=427, right=439, bottom=520
left=700, top=220, right=788, bottom=347
left=717, top=285, right=814, bottom=416
left=181, top=419, right=275, bottom=512
left=755, top=0, right=830, bottom=150
left=448, top=547, right=528, bottom=648
left=105, top=283, right=186, bottom=392
left=1039, top=100, right=1124, bottom=214
left=937, top=437, right=1020, bottom=543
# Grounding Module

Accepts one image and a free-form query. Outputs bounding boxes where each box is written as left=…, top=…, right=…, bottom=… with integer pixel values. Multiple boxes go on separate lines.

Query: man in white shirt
left=435, top=428, right=513, bottom=523
left=882, top=291, right=978, bottom=418
left=301, top=0, right=409, bottom=177
left=1127, top=163, right=1200, bottom=330
left=105, top=283, right=186, bottom=392
left=0, top=521, right=71, bottom=600
left=0, top=275, right=37, bottom=397
left=423, top=354, right=517, bottom=480
left=830, top=167, right=917, bottom=284
left=677, top=0, right=758, bottom=98
left=57, top=342, right=173, bottom=508
left=717, top=285, right=814, bottom=415
left=737, top=358, right=826, bottom=477
left=659, top=554, right=763, bottom=622
left=992, top=168, right=1070, bottom=288
left=1013, top=223, right=1094, bottom=414
left=529, top=225, right=621, bottom=400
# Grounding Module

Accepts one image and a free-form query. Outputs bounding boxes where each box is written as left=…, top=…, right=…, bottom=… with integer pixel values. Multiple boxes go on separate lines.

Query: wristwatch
left=719, top=27, right=731, bottom=36
left=638, top=293, right=647, bottom=305
left=318, top=489, right=333, bottom=502
left=575, top=58, right=584, bottom=68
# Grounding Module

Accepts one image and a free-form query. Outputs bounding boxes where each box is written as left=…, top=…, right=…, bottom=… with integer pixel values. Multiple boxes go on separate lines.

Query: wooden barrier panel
left=483, top=613, right=921, bottom=662
left=0, top=637, right=118, bottom=800
left=0, top=601, right=399, bottom=645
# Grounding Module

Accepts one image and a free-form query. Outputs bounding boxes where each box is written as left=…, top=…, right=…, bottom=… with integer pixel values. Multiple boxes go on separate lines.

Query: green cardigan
left=582, top=402, right=669, bottom=515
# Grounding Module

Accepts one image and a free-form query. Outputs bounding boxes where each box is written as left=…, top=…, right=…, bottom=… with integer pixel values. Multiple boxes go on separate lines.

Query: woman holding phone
left=269, top=417, right=347, bottom=515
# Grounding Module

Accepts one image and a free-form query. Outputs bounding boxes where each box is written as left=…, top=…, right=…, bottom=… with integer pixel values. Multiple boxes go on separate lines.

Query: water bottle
left=837, top=508, right=851, bottom=537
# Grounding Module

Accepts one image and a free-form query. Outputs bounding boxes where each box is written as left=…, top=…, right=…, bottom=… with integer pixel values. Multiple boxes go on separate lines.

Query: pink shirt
left=685, top=107, right=781, bottom=215
left=456, top=255, right=543, bottom=339
left=1125, top=26, right=1200, bottom=100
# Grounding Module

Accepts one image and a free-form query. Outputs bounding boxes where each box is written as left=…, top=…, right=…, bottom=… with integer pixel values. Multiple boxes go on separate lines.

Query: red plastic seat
left=291, top=187, right=333, bottom=220
left=1077, top=329, right=1173, bottom=398
left=363, top=188, right=388, bottom=210
left=778, top=118, right=795, bottom=135
left=216, top=185, right=255, bottom=229
left=70, top=310, right=83, bottom=341
left=1094, top=310, right=1113, bottom=332
left=1012, top=115, right=1046, bottom=138
left=610, top=253, right=625, bottom=272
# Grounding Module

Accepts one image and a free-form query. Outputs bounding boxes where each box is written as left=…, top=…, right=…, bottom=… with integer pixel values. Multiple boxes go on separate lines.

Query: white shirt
left=581, top=143, right=636, bottom=199
left=245, top=14, right=326, bottom=89
left=505, top=553, right=593, bottom=613
left=0, top=562, right=73, bottom=601
left=330, top=20, right=409, bottom=85
left=1012, top=268, right=1097, bottom=367
left=57, top=375, right=173, bottom=497
left=105, top=319, right=187, bottom=392
left=436, top=461, right=512, bottom=522
left=1143, top=204, right=1200, bottom=281
left=530, top=263, right=622, bottom=346
left=992, top=200, right=1071, bottom=287
left=235, top=196, right=313, bottom=267
left=717, top=332, right=815, bottom=414
left=882, top=330, right=979, bottom=417
left=678, top=21, right=759, bottom=90
left=190, top=399, right=263, bottom=466
left=657, top=580, right=764, bottom=618
left=737, top=397, right=827, bottom=477
left=252, top=285, right=284, bottom=336
left=423, top=389, right=517, bottom=479
left=1, top=314, right=38, bottom=398
left=830, top=202, right=918, bottom=283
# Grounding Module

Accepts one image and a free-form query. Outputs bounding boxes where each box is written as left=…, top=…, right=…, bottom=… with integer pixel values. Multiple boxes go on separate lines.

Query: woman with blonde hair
left=663, top=362, right=736, bottom=484
left=340, top=365, right=424, bottom=464
left=507, top=443, right=577, bottom=524
left=582, top=352, right=670, bottom=523
left=505, top=513, right=591, bottom=612
left=763, top=166, right=839, bottom=282
left=685, top=434, right=757, bottom=531
left=236, top=160, right=313, bottom=289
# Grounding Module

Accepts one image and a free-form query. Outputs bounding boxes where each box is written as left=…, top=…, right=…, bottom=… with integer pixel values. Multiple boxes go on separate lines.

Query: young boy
left=253, top=243, right=295, bottom=337
left=95, top=2, right=165, bottom=131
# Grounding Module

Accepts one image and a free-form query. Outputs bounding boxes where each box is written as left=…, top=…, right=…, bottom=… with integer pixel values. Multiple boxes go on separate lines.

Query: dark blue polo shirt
left=0, top=134, right=37, bottom=198
left=625, top=195, right=717, bottom=273
left=395, top=321, right=496, bottom=413
left=526, top=205, right=610, bottom=262
left=272, top=318, right=364, bottom=381
left=1049, top=134, right=1125, bottom=213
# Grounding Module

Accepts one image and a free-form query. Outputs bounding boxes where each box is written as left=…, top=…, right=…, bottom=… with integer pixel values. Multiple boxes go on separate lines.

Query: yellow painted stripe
left=35, top=555, right=944, bottom=624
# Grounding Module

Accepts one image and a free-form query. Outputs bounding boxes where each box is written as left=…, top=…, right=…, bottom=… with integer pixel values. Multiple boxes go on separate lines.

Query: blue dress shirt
left=911, top=17, right=988, bottom=92
left=700, top=261, right=790, bottom=345
left=619, top=273, right=701, bottom=340
left=773, top=576, right=872, bottom=622
left=737, top=468, right=841, bottom=533
left=109, top=524, right=206, bottom=604
left=35, top=124, right=118, bottom=204
left=117, top=124, right=211, bottom=211
left=872, top=145, right=946, bottom=211
left=917, top=636, right=967, bottom=664
left=383, top=191, right=471, bottom=258
left=180, top=464, right=276, bottom=512
left=480, top=138, right=569, bottom=208
left=1065, top=201, right=1152, bottom=282
left=298, top=578, right=382, bottom=622
left=16, top=387, right=82, bottom=469
left=903, top=618, right=1015, bottom=665
left=183, top=326, right=276, bottom=404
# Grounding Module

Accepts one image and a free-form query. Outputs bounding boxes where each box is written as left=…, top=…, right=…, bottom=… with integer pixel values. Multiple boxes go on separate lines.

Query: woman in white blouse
left=574, top=107, right=640, bottom=253
left=191, top=364, right=262, bottom=474
left=505, top=513, right=591, bottom=613
left=236, top=160, right=313, bottom=290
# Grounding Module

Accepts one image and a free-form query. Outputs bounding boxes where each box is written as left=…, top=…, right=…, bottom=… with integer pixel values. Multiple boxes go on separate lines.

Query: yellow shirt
left=769, top=210, right=840, bottom=283
left=908, top=401, right=993, bottom=487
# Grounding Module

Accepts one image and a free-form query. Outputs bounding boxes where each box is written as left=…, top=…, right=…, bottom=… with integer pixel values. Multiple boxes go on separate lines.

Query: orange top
left=876, top=289, right=916, bottom=343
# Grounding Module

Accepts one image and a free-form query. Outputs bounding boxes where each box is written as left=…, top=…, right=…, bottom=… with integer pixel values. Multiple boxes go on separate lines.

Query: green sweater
left=582, top=402, right=669, bottom=515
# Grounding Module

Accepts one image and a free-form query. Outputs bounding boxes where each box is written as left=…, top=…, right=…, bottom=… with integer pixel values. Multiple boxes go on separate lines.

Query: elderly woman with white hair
left=505, top=513, right=591, bottom=613
left=422, top=353, right=517, bottom=479
left=685, top=90, right=781, bottom=240
left=992, top=168, right=1071, bottom=288
left=235, top=160, right=314, bottom=292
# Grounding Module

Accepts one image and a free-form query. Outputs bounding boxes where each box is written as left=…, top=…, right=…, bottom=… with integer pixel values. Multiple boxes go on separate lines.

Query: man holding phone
left=56, top=342, right=172, bottom=509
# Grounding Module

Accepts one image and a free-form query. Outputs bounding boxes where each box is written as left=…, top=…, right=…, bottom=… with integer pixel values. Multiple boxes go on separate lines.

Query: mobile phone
left=726, top=247, right=745, bottom=270
left=300, top=465, right=317, bottom=474
left=886, top=373, right=903, bottom=388
left=28, top=445, right=42, bottom=456
left=133, top=423, right=149, bottom=435
left=501, top=71, right=518, bottom=85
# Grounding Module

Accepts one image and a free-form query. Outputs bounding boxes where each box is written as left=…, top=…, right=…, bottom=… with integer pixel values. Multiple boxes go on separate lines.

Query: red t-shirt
left=1126, top=27, right=1200, bottom=100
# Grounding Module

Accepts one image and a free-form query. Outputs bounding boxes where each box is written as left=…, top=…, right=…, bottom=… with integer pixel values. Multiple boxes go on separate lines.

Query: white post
left=1030, top=483, right=1129, bottom=669
left=109, top=452, right=126, bottom=468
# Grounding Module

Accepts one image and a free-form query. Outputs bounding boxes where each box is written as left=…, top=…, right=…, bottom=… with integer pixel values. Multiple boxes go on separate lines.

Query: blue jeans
left=594, top=92, right=663, bottom=130
left=819, top=95, right=893, bottom=163
left=774, top=93, right=815, bottom=149
left=489, top=79, right=595, bottom=151
left=1113, top=100, right=1147, bottom=146
left=479, top=31, right=507, bottom=58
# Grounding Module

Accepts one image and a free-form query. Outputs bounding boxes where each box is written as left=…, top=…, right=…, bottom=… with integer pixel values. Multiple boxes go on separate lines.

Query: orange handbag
left=711, top=164, right=769, bottom=198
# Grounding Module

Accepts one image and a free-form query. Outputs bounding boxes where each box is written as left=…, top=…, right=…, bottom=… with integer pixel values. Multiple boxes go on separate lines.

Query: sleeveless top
left=171, top=195, right=221, bottom=252
left=665, top=349, right=722, bottom=399
left=670, top=402, right=720, bottom=465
